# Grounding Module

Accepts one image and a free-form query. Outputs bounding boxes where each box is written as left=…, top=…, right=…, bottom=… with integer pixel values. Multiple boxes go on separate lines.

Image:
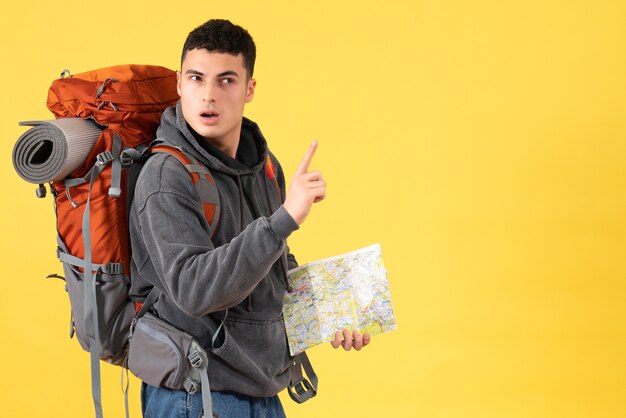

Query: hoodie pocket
left=209, top=315, right=291, bottom=384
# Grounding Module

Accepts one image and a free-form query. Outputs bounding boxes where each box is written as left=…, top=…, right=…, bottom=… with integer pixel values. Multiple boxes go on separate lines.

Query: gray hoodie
left=129, top=101, right=300, bottom=396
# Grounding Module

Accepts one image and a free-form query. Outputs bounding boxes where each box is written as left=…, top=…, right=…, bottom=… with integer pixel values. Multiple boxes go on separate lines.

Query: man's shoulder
left=134, top=152, right=196, bottom=203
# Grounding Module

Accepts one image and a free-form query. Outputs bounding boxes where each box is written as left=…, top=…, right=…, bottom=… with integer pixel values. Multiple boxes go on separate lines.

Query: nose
left=203, top=84, right=216, bottom=103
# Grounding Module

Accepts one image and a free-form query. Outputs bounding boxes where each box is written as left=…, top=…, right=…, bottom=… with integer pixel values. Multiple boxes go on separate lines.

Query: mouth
left=200, top=110, right=220, bottom=119
left=200, top=110, right=219, bottom=118
left=199, top=109, right=220, bottom=125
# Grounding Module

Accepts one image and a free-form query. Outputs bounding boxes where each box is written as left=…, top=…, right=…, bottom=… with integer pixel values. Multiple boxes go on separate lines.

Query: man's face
left=177, top=48, right=256, bottom=150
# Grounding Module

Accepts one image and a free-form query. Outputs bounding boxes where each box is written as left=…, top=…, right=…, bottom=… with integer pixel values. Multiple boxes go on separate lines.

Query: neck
left=205, top=121, right=242, bottom=158
left=210, top=139, right=239, bottom=159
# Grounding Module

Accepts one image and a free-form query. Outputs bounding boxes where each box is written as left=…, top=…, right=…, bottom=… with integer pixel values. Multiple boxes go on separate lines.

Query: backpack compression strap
left=151, top=145, right=220, bottom=238
left=82, top=149, right=117, bottom=418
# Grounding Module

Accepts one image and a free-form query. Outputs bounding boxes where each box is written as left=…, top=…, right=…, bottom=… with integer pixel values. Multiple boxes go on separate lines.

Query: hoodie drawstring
left=235, top=175, right=253, bottom=312
left=237, top=168, right=291, bottom=311
left=236, top=175, right=246, bottom=234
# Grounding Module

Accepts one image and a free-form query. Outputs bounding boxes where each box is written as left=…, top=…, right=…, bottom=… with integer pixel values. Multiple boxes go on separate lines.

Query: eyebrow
left=184, top=69, right=240, bottom=78
left=217, top=70, right=240, bottom=78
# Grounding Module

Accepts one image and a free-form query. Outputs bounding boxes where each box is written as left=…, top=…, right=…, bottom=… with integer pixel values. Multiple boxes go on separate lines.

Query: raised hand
left=283, top=140, right=326, bottom=225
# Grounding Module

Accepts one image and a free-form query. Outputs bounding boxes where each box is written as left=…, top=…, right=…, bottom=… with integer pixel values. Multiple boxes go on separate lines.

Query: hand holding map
left=331, top=328, right=371, bottom=351
left=283, top=243, right=396, bottom=356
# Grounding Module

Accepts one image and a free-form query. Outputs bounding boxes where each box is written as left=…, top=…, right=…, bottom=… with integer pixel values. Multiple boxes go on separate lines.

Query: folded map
left=283, top=243, right=396, bottom=356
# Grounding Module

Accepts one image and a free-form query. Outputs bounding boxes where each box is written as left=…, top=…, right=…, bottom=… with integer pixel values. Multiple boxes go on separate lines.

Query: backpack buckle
left=183, top=377, right=199, bottom=394
left=120, top=153, right=133, bottom=168
left=36, top=183, right=47, bottom=198
left=188, top=350, right=203, bottom=368
left=287, top=378, right=317, bottom=403
left=103, top=263, right=123, bottom=275
left=129, top=317, right=137, bottom=338
left=96, top=150, right=113, bottom=167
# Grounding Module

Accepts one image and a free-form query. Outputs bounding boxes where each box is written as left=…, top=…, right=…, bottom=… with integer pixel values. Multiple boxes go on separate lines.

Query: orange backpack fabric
left=48, top=65, right=176, bottom=147
left=48, top=65, right=178, bottom=282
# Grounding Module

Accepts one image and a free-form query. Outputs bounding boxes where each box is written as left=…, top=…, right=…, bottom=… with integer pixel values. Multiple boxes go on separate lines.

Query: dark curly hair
left=182, top=19, right=256, bottom=79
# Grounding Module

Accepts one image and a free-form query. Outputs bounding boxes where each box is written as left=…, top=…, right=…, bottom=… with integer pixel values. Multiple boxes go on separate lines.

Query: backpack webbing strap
left=62, top=133, right=125, bottom=206
left=122, top=287, right=161, bottom=418
left=188, top=341, right=213, bottom=418
left=198, top=310, right=228, bottom=418
left=120, top=146, right=147, bottom=167
left=134, top=287, right=161, bottom=320
left=199, top=363, right=213, bottom=418
left=287, top=351, right=318, bottom=403
left=151, top=145, right=221, bottom=239
left=184, top=164, right=211, bottom=175
left=109, top=132, right=123, bottom=197
left=121, top=360, right=130, bottom=418
left=62, top=149, right=114, bottom=208
left=82, top=157, right=110, bottom=418
left=57, top=250, right=124, bottom=275
left=64, top=169, right=93, bottom=208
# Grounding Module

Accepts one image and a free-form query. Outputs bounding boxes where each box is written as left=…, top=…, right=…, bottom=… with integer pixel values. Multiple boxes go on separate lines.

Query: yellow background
left=1, top=1, right=625, bottom=417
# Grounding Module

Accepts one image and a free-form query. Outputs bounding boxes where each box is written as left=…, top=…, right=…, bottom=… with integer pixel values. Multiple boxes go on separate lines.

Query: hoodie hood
left=156, top=101, right=269, bottom=176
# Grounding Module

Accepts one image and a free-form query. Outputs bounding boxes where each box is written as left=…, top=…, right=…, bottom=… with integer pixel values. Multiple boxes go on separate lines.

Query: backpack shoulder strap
left=288, top=351, right=318, bottom=403
left=265, top=154, right=281, bottom=202
left=150, top=144, right=221, bottom=238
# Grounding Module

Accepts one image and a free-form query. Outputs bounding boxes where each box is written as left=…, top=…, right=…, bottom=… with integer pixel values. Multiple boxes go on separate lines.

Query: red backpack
left=17, top=65, right=223, bottom=418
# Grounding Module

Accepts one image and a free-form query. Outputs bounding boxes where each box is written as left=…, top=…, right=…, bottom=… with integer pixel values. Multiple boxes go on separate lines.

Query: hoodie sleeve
left=270, top=152, right=299, bottom=270
left=132, top=154, right=299, bottom=317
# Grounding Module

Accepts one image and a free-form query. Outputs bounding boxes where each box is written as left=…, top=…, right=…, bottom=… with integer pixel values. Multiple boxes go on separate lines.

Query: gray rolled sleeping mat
left=13, top=118, right=102, bottom=183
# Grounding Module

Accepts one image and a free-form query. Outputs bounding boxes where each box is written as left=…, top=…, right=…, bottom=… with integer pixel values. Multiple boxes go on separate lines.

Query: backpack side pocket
left=128, top=313, right=195, bottom=389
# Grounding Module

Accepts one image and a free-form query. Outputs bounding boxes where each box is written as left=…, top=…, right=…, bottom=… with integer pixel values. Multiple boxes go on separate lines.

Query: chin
left=191, top=124, right=221, bottom=140
left=199, top=132, right=223, bottom=142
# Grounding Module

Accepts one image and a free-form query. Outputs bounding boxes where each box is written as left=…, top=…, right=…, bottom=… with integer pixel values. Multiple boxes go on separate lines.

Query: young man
left=129, top=19, right=369, bottom=417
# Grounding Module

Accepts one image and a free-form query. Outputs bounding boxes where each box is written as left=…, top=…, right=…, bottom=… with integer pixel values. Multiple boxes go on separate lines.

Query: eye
left=220, top=78, right=235, bottom=85
left=190, top=75, right=202, bottom=82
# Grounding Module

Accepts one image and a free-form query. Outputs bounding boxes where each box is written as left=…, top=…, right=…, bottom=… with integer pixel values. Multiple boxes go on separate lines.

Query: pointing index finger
left=295, top=140, right=318, bottom=175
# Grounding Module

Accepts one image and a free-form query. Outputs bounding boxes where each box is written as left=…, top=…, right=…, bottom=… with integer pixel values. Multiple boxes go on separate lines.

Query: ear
left=176, top=71, right=182, bottom=97
left=245, top=78, right=256, bottom=103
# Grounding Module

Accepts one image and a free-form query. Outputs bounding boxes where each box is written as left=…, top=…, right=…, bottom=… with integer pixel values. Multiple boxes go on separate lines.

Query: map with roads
left=283, top=243, right=396, bottom=355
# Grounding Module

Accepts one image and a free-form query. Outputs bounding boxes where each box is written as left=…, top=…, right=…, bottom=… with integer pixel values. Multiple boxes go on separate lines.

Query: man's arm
left=272, top=151, right=299, bottom=271
left=134, top=143, right=325, bottom=317
left=134, top=155, right=299, bottom=317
